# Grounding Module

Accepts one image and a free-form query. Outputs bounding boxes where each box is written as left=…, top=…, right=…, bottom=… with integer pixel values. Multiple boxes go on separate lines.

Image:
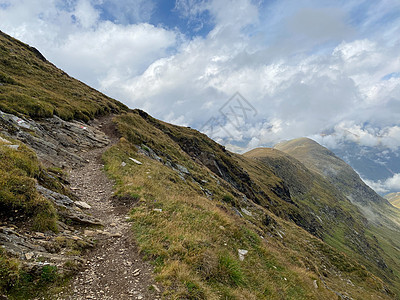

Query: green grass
left=0, top=136, right=85, bottom=297
left=0, top=135, right=57, bottom=232
left=0, top=248, right=72, bottom=299
left=0, top=248, right=20, bottom=293
left=242, top=147, right=400, bottom=294
left=0, top=31, right=127, bottom=121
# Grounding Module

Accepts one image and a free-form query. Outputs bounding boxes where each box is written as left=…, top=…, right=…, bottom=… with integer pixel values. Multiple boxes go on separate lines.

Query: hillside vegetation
left=0, top=134, right=69, bottom=297
left=0, top=31, right=127, bottom=121
left=386, top=193, right=400, bottom=208
left=274, top=138, right=400, bottom=295
left=102, top=111, right=392, bottom=299
left=0, top=30, right=400, bottom=299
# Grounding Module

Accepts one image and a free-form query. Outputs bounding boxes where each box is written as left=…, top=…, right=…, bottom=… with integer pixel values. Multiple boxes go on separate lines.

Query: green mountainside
left=274, top=138, right=400, bottom=294
left=386, top=193, right=400, bottom=209
left=274, top=138, right=388, bottom=206
left=1, top=31, right=400, bottom=299
left=0, top=31, right=127, bottom=121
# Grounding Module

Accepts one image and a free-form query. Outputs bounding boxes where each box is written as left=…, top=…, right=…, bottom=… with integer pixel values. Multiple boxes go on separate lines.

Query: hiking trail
left=58, top=117, right=161, bottom=300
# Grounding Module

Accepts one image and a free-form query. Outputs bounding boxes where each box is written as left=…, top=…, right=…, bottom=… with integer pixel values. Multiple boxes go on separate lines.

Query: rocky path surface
left=58, top=119, right=162, bottom=300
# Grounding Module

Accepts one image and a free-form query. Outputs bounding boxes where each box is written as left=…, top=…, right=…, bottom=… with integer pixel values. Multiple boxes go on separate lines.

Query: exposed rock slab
left=0, top=110, right=110, bottom=167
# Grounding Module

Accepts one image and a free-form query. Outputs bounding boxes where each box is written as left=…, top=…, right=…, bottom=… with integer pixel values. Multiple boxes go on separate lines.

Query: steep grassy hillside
left=0, top=31, right=127, bottom=121
left=102, top=112, right=393, bottom=299
left=386, top=192, right=400, bottom=208
left=242, top=147, right=400, bottom=293
left=273, top=138, right=400, bottom=295
left=274, top=138, right=387, bottom=206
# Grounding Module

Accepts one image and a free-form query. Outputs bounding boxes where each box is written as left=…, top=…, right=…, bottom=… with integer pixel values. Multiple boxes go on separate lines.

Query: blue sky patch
left=382, top=72, right=400, bottom=80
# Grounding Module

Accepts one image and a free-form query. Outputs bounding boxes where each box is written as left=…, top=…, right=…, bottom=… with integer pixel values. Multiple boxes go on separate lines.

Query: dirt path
left=58, top=118, right=162, bottom=300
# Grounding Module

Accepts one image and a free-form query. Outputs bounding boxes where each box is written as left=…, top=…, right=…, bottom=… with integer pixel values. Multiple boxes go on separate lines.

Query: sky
left=1, top=0, right=400, bottom=189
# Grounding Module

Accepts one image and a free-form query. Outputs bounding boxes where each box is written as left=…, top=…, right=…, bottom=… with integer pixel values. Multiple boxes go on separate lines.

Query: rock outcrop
left=0, top=110, right=109, bottom=167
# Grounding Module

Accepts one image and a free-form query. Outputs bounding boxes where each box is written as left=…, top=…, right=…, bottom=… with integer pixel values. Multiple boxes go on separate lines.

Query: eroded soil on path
left=58, top=118, right=162, bottom=300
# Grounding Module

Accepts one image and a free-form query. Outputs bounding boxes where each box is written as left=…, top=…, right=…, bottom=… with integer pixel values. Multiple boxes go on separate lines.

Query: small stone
left=5, top=144, right=19, bottom=150
left=75, top=201, right=91, bottom=210
left=176, top=164, right=190, bottom=174
left=238, top=249, right=248, bottom=261
left=84, top=230, right=96, bottom=236
left=241, top=208, right=252, bottom=216
left=153, top=208, right=162, bottom=212
left=35, top=232, right=45, bottom=238
left=152, top=284, right=161, bottom=293
left=121, top=162, right=127, bottom=167
left=111, top=233, right=122, bottom=238
left=110, top=223, right=117, bottom=227
left=0, top=137, right=11, bottom=144
left=313, top=280, right=318, bottom=289
left=25, top=252, right=34, bottom=260
left=129, top=157, right=142, bottom=165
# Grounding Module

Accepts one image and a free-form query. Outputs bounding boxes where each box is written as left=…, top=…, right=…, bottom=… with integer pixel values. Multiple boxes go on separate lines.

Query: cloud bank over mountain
left=0, top=0, right=399, bottom=154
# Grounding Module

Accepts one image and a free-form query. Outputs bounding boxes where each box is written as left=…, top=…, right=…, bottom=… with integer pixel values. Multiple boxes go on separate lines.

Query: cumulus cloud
left=0, top=0, right=178, bottom=88
left=364, top=173, right=400, bottom=195
left=313, top=122, right=400, bottom=151
left=74, top=0, right=100, bottom=28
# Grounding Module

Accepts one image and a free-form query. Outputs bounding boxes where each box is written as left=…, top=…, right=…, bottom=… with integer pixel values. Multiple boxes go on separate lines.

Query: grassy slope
left=0, top=31, right=127, bottom=121
left=274, top=138, right=400, bottom=296
left=274, top=138, right=387, bottom=206
left=101, top=111, right=393, bottom=299
left=0, top=134, right=65, bottom=296
left=386, top=193, right=400, bottom=208
left=0, top=135, right=57, bottom=232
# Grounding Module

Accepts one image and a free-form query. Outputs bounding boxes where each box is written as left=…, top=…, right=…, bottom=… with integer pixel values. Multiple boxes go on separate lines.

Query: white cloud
left=363, top=173, right=400, bottom=194
left=287, top=7, right=354, bottom=41
left=0, top=0, right=178, bottom=89
left=57, top=22, right=178, bottom=88
left=74, top=0, right=100, bottom=28
left=314, top=123, right=400, bottom=151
